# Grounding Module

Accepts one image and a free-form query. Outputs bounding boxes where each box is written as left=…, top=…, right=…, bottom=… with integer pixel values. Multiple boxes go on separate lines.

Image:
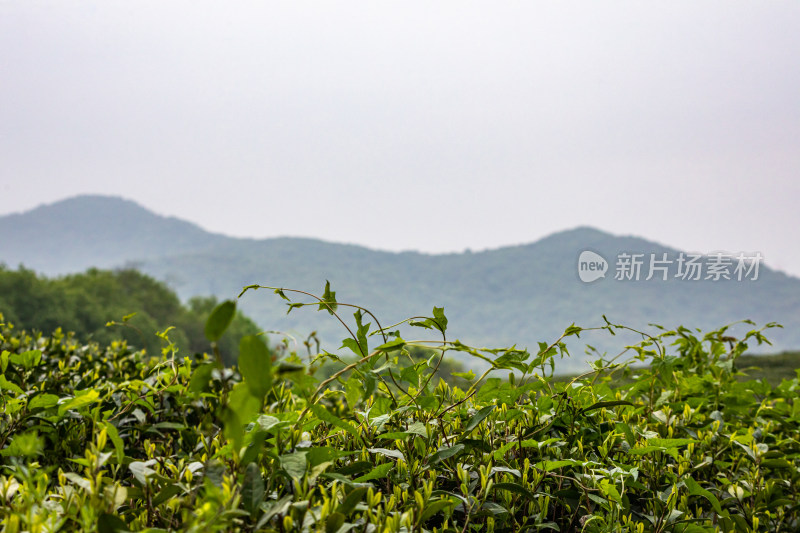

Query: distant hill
left=0, top=195, right=227, bottom=273
left=3, top=195, right=799, bottom=373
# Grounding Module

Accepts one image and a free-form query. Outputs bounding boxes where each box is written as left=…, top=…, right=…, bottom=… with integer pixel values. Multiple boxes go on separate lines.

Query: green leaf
left=493, top=482, right=536, bottom=501
left=256, top=414, right=287, bottom=433
left=406, top=421, right=428, bottom=437
left=319, top=473, right=361, bottom=487
left=341, top=338, right=366, bottom=357
left=368, top=414, right=391, bottom=432
left=319, top=280, right=338, bottom=315
left=275, top=361, right=305, bottom=375
left=0, top=375, right=23, bottom=395
left=580, top=400, right=635, bottom=414
left=345, top=376, right=362, bottom=408
left=730, top=514, right=749, bottom=531
left=152, top=484, right=183, bottom=506
left=379, top=432, right=412, bottom=440
left=336, top=461, right=374, bottom=476
left=491, top=466, right=521, bottom=477
left=204, top=300, right=236, bottom=342
left=325, top=512, right=346, bottom=533
left=27, top=393, right=59, bottom=410
left=481, top=501, right=509, bottom=515
left=420, top=498, right=458, bottom=522
left=627, top=446, right=668, bottom=456
left=353, top=463, right=393, bottom=482
left=534, top=459, right=581, bottom=471
left=306, top=446, right=354, bottom=467
left=400, top=364, right=421, bottom=386
left=432, top=307, right=448, bottom=333
left=362, top=374, right=376, bottom=400
left=338, top=487, right=368, bottom=515
left=462, top=405, right=495, bottom=434
left=58, top=389, right=100, bottom=415
left=616, top=421, right=636, bottom=446
left=0, top=430, right=44, bottom=457
left=9, top=349, right=42, bottom=370
left=223, top=382, right=262, bottom=451
left=410, top=307, right=448, bottom=333
left=103, top=422, right=125, bottom=465
left=286, top=302, right=304, bottom=314
left=761, top=458, right=792, bottom=469
left=64, top=472, right=91, bottom=490
left=428, top=443, right=465, bottom=464
left=309, top=404, right=359, bottom=438
left=648, top=438, right=696, bottom=448
left=492, top=441, right=518, bottom=460
left=242, top=462, right=265, bottom=518
left=493, top=349, right=531, bottom=373
left=150, top=422, right=186, bottom=431
left=188, top=362, right=219, bottom=393
left=129, top=461, right=157, bottom=486
left=238, top=335, right=273, bottom=399
left=203, top=461, right=225, bottom=487
left=280, top=452, right=307, bottom=481
left=97, top=512, right=129, bottom=533
left=367, top=447, right=405, bottom=461
left=228, top=382, right=262, bottom=421
left=684, top=476, right=725, bottom=516
left=340, top=310, right=370, bottom=357
left=240, top=429, right=269, bottom=466
left=375, top=338, right=406, bottom=352
left=256, top=495, right=293, bottom=529
left=354, top=310, right=369, bottom=356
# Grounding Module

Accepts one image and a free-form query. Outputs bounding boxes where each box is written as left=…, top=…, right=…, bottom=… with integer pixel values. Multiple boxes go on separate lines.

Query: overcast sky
left=2, top=1, right=799, bottom=276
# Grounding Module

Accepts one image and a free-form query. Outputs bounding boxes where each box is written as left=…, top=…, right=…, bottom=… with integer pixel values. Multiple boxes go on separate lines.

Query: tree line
left=0, top=265, right=259, bottom=364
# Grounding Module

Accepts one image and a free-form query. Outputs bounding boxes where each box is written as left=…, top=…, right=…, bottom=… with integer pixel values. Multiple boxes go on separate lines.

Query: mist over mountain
left=2, top=195, right=798, bottom=373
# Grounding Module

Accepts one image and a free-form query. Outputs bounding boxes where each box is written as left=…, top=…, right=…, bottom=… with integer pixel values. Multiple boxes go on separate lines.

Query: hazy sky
left=2, top=1, right=799, bottom=276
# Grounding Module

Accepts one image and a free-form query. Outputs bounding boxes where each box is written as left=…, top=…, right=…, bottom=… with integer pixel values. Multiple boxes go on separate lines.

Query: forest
left=0, top=266, right=259, bottom=365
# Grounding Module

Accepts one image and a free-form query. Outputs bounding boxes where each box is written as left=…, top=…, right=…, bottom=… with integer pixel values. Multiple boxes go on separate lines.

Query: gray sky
left=2, top=1, right=799, bottom=276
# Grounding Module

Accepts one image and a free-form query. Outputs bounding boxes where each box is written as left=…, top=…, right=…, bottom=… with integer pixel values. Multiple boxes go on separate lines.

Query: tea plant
left=0, top=281, right=797, bottom=532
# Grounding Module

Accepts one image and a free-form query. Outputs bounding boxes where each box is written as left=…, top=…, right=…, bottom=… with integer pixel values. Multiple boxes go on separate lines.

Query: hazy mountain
left=3, top=195, right=798, bottom=373
left=0, top=195, right=227, bottom=273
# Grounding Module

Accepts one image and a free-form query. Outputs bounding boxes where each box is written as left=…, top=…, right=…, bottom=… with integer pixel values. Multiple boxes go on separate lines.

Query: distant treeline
left=0, top=266, right=259, bottom=364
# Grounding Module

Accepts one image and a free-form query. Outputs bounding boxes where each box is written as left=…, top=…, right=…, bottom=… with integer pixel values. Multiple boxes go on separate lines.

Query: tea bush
left=0, top=282, right=797, bottom=532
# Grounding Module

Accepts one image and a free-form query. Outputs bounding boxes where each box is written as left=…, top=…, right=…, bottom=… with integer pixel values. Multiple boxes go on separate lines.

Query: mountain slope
left=0, top=195, right=226, bottom=273
left=2, top=195, right=798, bottom=372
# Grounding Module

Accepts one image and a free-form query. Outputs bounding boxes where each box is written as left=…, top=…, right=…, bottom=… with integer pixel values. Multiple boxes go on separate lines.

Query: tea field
left=1, top=283, right=799, bottom=532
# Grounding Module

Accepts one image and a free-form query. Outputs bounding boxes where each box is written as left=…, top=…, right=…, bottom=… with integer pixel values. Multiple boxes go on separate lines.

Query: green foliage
left=0, top=281, right=798, bottom=532
left=313, top=344, right=474, bottom=390
left=0, top=266, right=260, bottom=364
left=205, top=300, right=237, bottom=342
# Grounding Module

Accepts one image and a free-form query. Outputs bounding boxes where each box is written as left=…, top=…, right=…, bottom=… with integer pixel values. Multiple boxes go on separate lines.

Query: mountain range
left=2, top=195, right=798, bottom=373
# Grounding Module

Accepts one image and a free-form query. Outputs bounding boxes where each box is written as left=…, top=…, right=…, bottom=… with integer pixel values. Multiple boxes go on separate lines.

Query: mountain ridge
left=2, top=195, right=798, bottom=373
left=1, top=196, right=654, bottom=259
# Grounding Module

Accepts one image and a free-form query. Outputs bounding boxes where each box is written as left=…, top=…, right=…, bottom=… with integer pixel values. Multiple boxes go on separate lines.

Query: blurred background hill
left=2, top=195, right=798, bottom=373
